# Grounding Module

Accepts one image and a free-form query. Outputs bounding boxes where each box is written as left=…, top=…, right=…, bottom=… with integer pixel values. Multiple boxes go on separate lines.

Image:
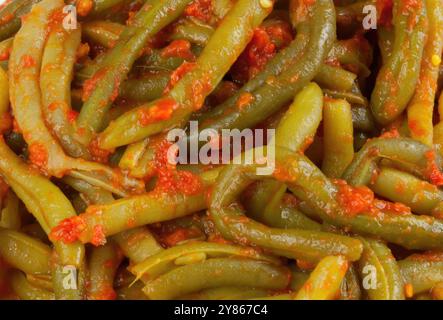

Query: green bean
left=88, top=0, right=132, bottom=16
left=370, top=0, right=427, bottom=124
left=399, top=254, right=443, bottom=294
left=130, top=241, right=281, bottom=282
left=40, top=26, right=89, bottom=158
left=323, top=85, right=368, bottom=107
left=169, top=18, right=214, bottom=46
left=357, top=238, right=404, bottom=300
left=371, top=167, right=443, bottom=217
left=117, top=280, right=148, bottom=300
left=77, top=0, right=194, bottom=144
left=343, top=137, right=443, bottom=187
left=0, top=228, right=51, bottom=275
left=142, top=258, right=290, bottom=300
left=87, top=242, right=123, bottom=300
left=431, top=282, right=443, bottom=300
left=407, top=0, right=443, bottom=145
left=209, top=160, right=363, bottom=262
left=114, top=227, right=163, bottom=264
left=26, top=274, right=53, bottom=292
left=119, top=72, right=171, bottom=102
left=246, top=192, right=322, bottom=231
left=335, top=0, right=374, bottom=34
left=0, top=138, right=85, bottom=267
left=82, top=21, right=124, bottom=48
left=340, top=264, right=362, bottom=300
left=49, top=189, right=207, bottom=245
left=241, top=83, right=323, bottom=229
left=179, top=287, right=271, bottom=300
left=11, top=270, right=55, bottom=300
left=0, top=60, right=8, bottom=116
left=98, top=0, right=274, bottom=148
left=8, top=0, right=144, bottom=196
left=327, top=36, right=373, bottom=78
left=0, top=0, right=40, bottom=42
left=378, top=25, right=394, bottom=64
left=62, top=176, right=115, bottom=206
left=352, top=105, right=376, bottom=133
left=294, top=255, right=349, bottom=300
left=51, top=259, right=87, bottom=300
left=315, top=65, right=357, bottom=92
left=322, top=98, right=354, bottom=178
left=196, top=0, right=336, bottom=134
left=0, top=190, right=21, bottom=230
left=273, top=148, right=443, bottom=250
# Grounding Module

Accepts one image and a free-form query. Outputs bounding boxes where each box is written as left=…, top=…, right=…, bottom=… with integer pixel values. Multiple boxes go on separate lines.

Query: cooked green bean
left=357, top=238, right=404, bottom=300
left=370, top=0, right=427, bottom=124
left=294, top=255, right=349, bottom=300
left=142, top=258, right=290, bottom=300
left=322, top=98, right=354, bottom=178
left=98, top=0, right=274, bottom=148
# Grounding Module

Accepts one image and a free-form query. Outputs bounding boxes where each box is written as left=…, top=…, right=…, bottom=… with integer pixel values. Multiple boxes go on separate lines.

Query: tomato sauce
left=49, top=216, right=86, bottom=244
left=28, top=143, right=48, bottom=172
left=151, top=140, right=203, bottom=195
left=88, top=137, right=111, bottom=164
left=164, top=61, right=196, bottom=94
left=424, top=150, right=443, bottom=186
left=184, top=0, right=213, bottom=23
left=137, top=98, right=178, bottom=126
left=161, top=40, right=195, bottom=61
left=82, top=68, right=109, bottom=102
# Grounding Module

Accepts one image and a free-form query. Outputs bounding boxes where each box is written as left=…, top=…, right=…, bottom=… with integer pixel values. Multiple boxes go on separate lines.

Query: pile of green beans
left=0, top=0, right=442, bottom=301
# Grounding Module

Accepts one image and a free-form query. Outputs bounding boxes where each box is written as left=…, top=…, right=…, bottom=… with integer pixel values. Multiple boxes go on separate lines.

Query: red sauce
left=47, top=8, right=66, bottom=33
left=164, top=62, right=196, bottom=94
left=376, top=0, right=393, bottom=28
left=49, top=216, right=86, bottom=244
left=424, top=150, right=443, bottom=186
left=184, top=0, right=213, bottom=23
left=137, top=98, right=178, bottom=126
left=264, top=21, right=293, bottom=49
left=161, top=228, right=201, bottom=247
left=0, top=177, right=9, bottom=201
left=0, top=13, right=13, bottom=25
left=88, top=137, right=111, bottom=164
left=152, top=139, right=203, bottom=195
left=67, top=110, right=79, bottom=123
left=91, top=285, right=117, bottom=300
left=161, top=40, right=195, bottom=61
left=76, top=43, right=90, bottom=62
left=82, top=68, right=108, bottom=102
left=335, top=179, right=411, bottom=216
left=231, top=28, right=277, bottom=83
left=188, top=73, right=213, bottom=110
left=91, top=224, right=106, bottom=247
left=408, top=119, right=426, bottom=137
left=28, top=143, right=48, bottom=172
left=236, top=92, right=253, bottom=110
left=408, top=251, right=443, bottom=262
left=77, top=0, right=94, bottom=17
left=0, top=46, right=11, bottom=61
left=379, top=128, right=400, bottom=139
left=21, top=55, right=35, bottom=68
left=334, top=179, right=374, bottom=216
left=0, top=112, right=12, bottom=134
